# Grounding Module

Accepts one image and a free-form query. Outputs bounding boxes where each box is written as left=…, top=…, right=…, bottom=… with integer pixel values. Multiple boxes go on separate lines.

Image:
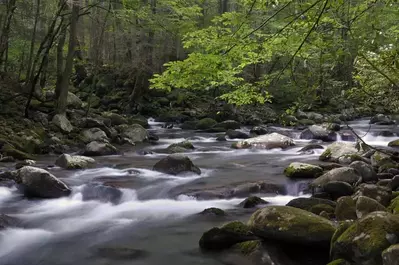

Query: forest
left=0, top=1, right=399, bottom=265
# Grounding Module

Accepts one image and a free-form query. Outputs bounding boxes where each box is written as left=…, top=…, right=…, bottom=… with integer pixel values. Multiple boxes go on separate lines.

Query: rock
left=331, top=211, right=399, bottom=264
left=286, top=197, right=336, bottom=211
left=199, top=221, right=256, bottom=250
left=388, top=139, right=399, bottom=148
left=55, top=154, right=95, bottom=169
left=199, top=208, right=226, bottom=216
left=350, top=161, right=377, bottom=182
left=378, top=179, right=392, bottom=187
left=307, top=112, right=324, bottom=123
left=83, top=141, right=118, bottom=156
left=226, top=130, right=249, bottom=139
left=81, top=183, right=122, bottom=204
left=390, top=176, right=399, bottom=191
left=250, top=126, right=269, bottom=135
left=1, top=144, right=33, bottom=160
left=52, top=114, right=73, bottom=133
left=197, top=118, right=217, bottom=130
left=0, top=214, right=17, bottom=230
left=298, top=144, right=324, bottom=153
left=0, top=156, right=15, bottom=162
left=388, top=196, right=399, bottom=214
left=166, top=140, right=195, bottom=154
left=300, top=125, right=336, bottom=142
left=284, top=162, right=323, bottom=179
left=248, top=206, right=336, bottom=246
left=12, top=166, right=71, bottom=198
left=371, top=151, right=396, bottom=169
left=81, top=128, right=109, bottom=143
left=323, top=122, right=341, bottom=132
left=180, top=121, right=197, bottom=130
left=356, top=196, right=386, bottom=218
left=216, top=134, right=226, bottom=141
left=232, top=133, right=295, bottom=150
left=117, top=124, right=148, bottom=143
left=340, top=132, right=357, bottom=142
left=370, top=114, right=394, bottom=125
left=323, top=181, right=354, bottom=200
left=382, top=244, right=399, bottom=265
left=238, top=196, right=268, bottom=208
left=153, top=155, right=201, bottom=175
left=312, top=167, right=360, bottom=188
left=335, top=196, right=357, bottom=221
left=318, top=163, right=343, bottom=171
left=215, top=120, right=241, bottom=130
left=319, top=142, right=358, bottom=162
left=102, top=112, right=128, bottom=126
left=309, top=204, right=335, bottom=215
left=378, top=173, right=395, bottom=179
left=388, top=168, right=399, bottom=176
left=338, top=154, right=369, bottom=165
left=32, top=111, right=49, bottom=126
left=327, top=259, right=352, bottom=265
left=297, top=119, right=315, bottom=125
left=354, top=184, right=392, bottom=207
left=378, top=130, right=395, bottom=137
left=15, top=159, right=36, bottom=169
left=67, top=92, right=83, bottom=108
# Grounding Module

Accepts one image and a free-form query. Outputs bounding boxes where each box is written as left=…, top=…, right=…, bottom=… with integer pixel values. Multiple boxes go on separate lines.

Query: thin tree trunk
left=0, top=0, right=17, bottom=67
left=55, top=22, right=67, bottom=98
left=26, top=0, right=41, bottom=79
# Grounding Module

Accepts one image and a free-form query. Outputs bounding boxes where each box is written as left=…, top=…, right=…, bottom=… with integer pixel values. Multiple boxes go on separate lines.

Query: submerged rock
left=298, top=144, right=324, bottom=153
left=83, top=141, right=118, bottom=156
left=284, top=162, right=323, bottom=179
left=55, top=154, right=95, bottom=169
left=153, top=155, right=201, bottom=175
left=232, top=133, right=295, bottom=150
left=13, top=166, right=71, bottom=198
left=82, top=183, right=122, bottom=204
left=238, top=196, right=268, bottom=208
left=0, top=214, right=17, bottom=230
left=248, top=206, right=336, bottom=246
left=199, top=207, right=226, bottom=217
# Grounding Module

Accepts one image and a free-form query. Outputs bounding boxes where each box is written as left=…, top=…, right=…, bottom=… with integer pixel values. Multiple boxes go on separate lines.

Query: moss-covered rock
left=331, top=211, right=399, bottom=264
left=226, top=129, right=249, bottom=139
left=117, top=124, right=148, bottom=143
left=196, top=118, right=218, bottom=130
left=199, top=207, right=226, bottom=216
left=310, top=204, right=335, bottom=215
left=338, top=154, right=369, bottom=165
left=354, top=184, right=392, bottom=207
left=388, top=139, right=399, bottom=148
left=180, top=120, right=198, bottom=130
left=153, top=154, right=201, bottom=175
left=388, top=196, right=399, bottom=214
left=233, top=240, right=262, bottom=256
left=248, top=206, right=336, bottom=246
left=382, top=244, right=399, bottom=265
left=297, top=119, right=315, bottom=126
left=320, top=142, right=358, bottom=163
left=55, top=154, right=96, bottom=170
left=327, top=259, right=352, bottom=265
left=238, top=196, right=268, bottom=208
left=371, top=151, right=395, bottom=168
left=167, top=140, right=194, bottom=151
left=356, top=196, right=387, bottom=219
left=284, top=162, right=323, bottom=179
left=312, top=167, right=360, bottom=188
left=335, top=196, right=357, bottom=221
left=287, top=197, right=336, bottom=211
left=1, top=144, right=33, bottom=160
left=199, top=221, right=256, bottom=250
left=214, top=120, right=241, bottom=130
left=350, top=161, right=377, bottom=183
left=323, top=181, right=354, bottom=200
left=378, top=163, right=399, bottom=173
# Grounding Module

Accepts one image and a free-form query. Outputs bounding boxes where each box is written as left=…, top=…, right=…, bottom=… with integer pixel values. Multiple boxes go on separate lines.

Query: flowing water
left=0, top=119, right=397, bottom=265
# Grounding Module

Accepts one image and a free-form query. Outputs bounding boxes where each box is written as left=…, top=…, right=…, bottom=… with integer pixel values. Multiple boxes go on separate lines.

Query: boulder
left=319, top=142, right=358, bottom=162
left=166, top=141, right=194, bottom=154
left=12, top=166, right=71, bottom=198
left=298, top=144, right=324, bottom=153
left=199, top=208, right=226, bottom=217
left=52, top=114, right=73, bottom=133
left=81, top=128, right=109, bottom=143
left=371, top=151, right=395, bottom=168
left=117, top=124, right=148, bottom=143
left=309, top=204, right=335, bottom=216
left=226, top=130, right=250, bottom=139
left=323, top=122, right=341, bottom=132
left=312, top=167, right=360, bottom=188
left=370, top=114, right=394, bottom=125
left=284, top=162, right=323, bottom=179
left=382, top=244, right=399, bottom=265
left=331, top=212, right=399, bottom=264
left=338, top=154, right=369, bottom=165
left=356, top=196, right=386, bottom=218
left=83, top=141, right=118, bottom=156
left=300, top=125, right=336, bottom=142
left=286, top=197, right=336, bottom=211
left=232, top=133, right=295, bottom=150
left=199, top=221, right=256, bottom=250
left=55, top=154, right=95, bottom=169
left=153, top=155, right=201, bottom=175
left=180, top=121, right=197, bottom=130
left=102, top=112, right=128, bottom=126
left=323, top=181, right=354, bottom=200
left=248, top=206, right=336, bottom=246
left=350, top=161, right=377, bottom=182
left=354, top=184, right=392, bottom=207
left=196, top=118, right=217, bottom=130
left=388, top=196, right=399, bottom=214
left=388, top=139, right=399, bottom=148
left=390, top=175, right=399, bottom=191
left=15, top=159, right=36, bottom=169
left=238, top=196, right=268, bottom=208
left=67, top=92, right=83, bottom=108
left=250, top=126, right=269, bottom=136
left=378, top=173, right=394, bottom=179
left=216, top=134, right=226, bottom=141
left=335, top=196, right=357, bottom=221
left=214, top=120, right=241, bottom=130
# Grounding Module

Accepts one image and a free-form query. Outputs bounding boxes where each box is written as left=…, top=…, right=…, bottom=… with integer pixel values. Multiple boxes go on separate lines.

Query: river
left=0, top=119, right=397, bottom=265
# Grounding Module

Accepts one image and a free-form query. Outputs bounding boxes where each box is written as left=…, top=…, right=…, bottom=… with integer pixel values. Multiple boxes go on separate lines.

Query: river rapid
left=0, top=119, right=397, bottom=265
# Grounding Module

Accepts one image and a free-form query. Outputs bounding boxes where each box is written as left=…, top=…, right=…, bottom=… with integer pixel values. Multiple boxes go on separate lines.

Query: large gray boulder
left=248, top=206, right=336, bottom=246
left=83, top=141, right=118, bottom=156
left=12, top=166, right=71, bottom=198
left=300, top=125, right=336, bottom=142
left=319, top=142, right=358, bottom=162
left=312, top=167, right=360, bottom=187
left=55, top=154, right=95, bottom=169
left=153, top=155, right=201, bottom=175
left=81, top=128, right=109, bottom=143
left=232, top=133, right=295, bottom=150
left=356, top=196, right=386, bottom=219
left=52, top=114, right=73, bottom=133
left=117, top=124, right=148, bottom=143
left=67, top=92, right=83, bottom=108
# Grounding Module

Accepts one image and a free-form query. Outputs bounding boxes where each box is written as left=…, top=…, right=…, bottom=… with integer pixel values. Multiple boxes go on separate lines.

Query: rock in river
left=300, top=125, right=336, bottom=142
left=83, top=141, right=118, bottom=156
left=311, top=167, right=360, bottom=188
left=284, top=162, right=323, bottom=179
left=319, top=142, right=358, bottom=162
left=248, top=206, right=336, bottom=246
left=55, top=154, right=95, bottom=169
left=232, top=133, right=294, bottom=150
left=12, top=166, right=71, bottom=198
left=153, top=155, right=201, bottom=175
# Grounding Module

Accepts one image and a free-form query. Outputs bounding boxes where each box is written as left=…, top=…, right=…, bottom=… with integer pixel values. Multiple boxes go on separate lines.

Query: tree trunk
left=0, top=0, right=17, bottom=67
left=26, top=0, right=41, bottom=79
left=56, top=2, right=79, bottom=115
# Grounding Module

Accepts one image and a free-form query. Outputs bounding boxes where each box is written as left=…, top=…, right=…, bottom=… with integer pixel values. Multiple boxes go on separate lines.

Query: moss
left=310, top=204, right=335, bottom=215
left=327, top=259, right=351, bottom=265
left=200, top=207, right=226, bottom=216
left=196, top=118, right=217, bottom=130
left=392, top=191, right=399, bottom=200
left=222, top=221, right=252, bottom=236
left=235, top=240, right=261, bottom=256
left=378, top=162, right=399, bottom=173
left=330, top=221, right=355, bottom=254
left=1, top=144, right=34, bottom=160
left=320, top=148, right=332, bottom=161
left=167, top=141, right=194, bottom=153
left=284, top=162, right=323, bottom=179
left=388, top=139, right=399, bottom=147
left=388, top=196, right=399, bottom=214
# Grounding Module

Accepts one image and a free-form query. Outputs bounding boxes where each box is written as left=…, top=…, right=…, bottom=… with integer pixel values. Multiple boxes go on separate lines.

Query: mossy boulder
left=287, top=197, right=336, bottom=211
left=196, top=118, right=218, bottom=130
left=331, top=211, right=399, bottom=265
left=388, top=139, right=399, bottom=148
left=335, top=196, right=357, bottom=221
left=233, top=133, right=295, bottom=150
left=233, top=240, right=262, bottom=256
left=338, top=154, right=369, bottom=165
left=55, top=154, right=96, bottom=170
left=226, top=130, right=249, bottom=139
left=1, top=144, right=33, bottom=160
left=248, top=206, right=336, bottom=246
left=320, top=142, right=358, bottom=163
left=117, top=124, right=148, bottom=143
left=388, top=196, right=399, bottom=214
left=214, top=120, right=241, bottom=130
left=238, top=196, right=268, bottom=208
left=297, top=119, right=315, bottom=126
left=81, top=128, right=109, bottom=144
left=153, top=155, right=201, bottom=175
left=52, top=114, right=74, bottom=133
left=82, top=141, right=118, bottom=156
left=310, top=204, right=335, bottom=215
left=199, top=207, right=226, bottom=217
left=356, top=196, right=386, bottom=219
left=180, top=121, right=198, bottom=130
left=166, top=140, right=195, bottom=154
left=312, top=167, right=360, bottom=188
left=284, top=162, right=323, bottom=179
left=354, top=184, right=392, bottom=207
left=199, top=221, right=256, bottom=250
left=371, top=151, right=395, bottom=168
left=350, top=161, right=377, bottom=183
left=382, top=244, right=399, bottom=265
